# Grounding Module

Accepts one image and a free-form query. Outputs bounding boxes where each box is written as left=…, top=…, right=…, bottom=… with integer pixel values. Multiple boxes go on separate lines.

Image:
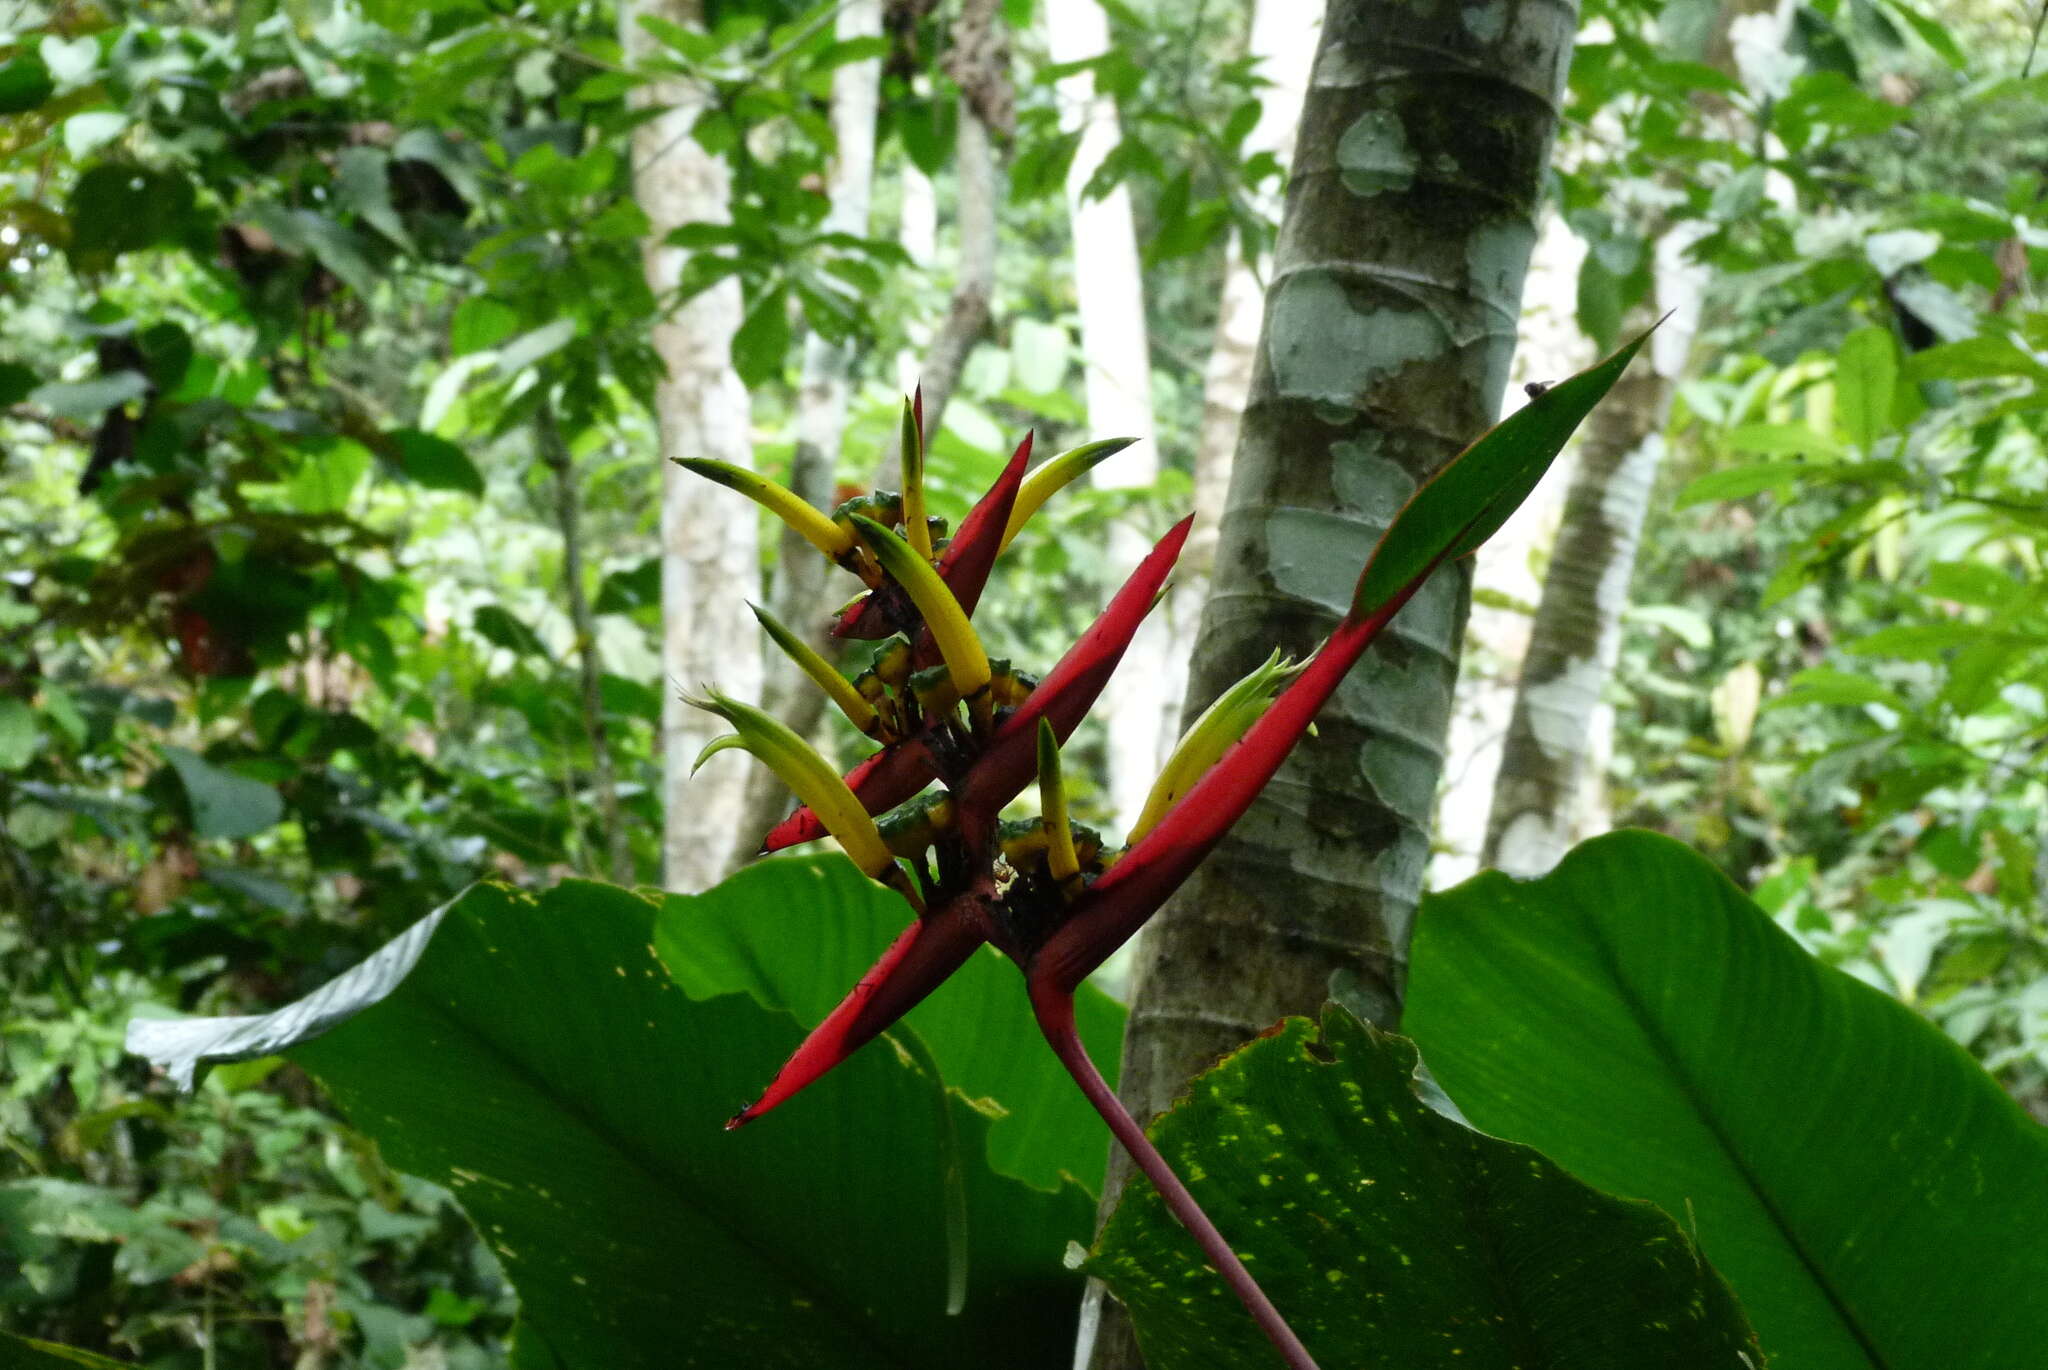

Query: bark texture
left=1044, top=0, right=1166, bottom=833
left=1090, top=0, right=1577, bottom=1361
left=625, top=0, right=762, bottom=892
left=737, top=0, right=884, bottom=849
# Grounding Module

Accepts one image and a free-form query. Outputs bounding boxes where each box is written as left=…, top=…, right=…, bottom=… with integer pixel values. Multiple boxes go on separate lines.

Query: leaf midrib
left=1575, top=889, right=1893, bottom=1370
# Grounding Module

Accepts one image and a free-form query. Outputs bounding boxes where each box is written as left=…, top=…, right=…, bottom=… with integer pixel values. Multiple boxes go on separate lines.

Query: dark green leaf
left=128, top=882, right=1090, bottom=1370
left=472, top=605, right=550, bottom=660
left=1408, top=831, right=2048, bottom=1370
left=1352, top=328, right=1651, bottom=615
left=0, top=54, right=55, bottom=114
left=66, top=165, right=194, bottom=269
left=1089, top=1005, right=1759, bottom=1370
left=162, top=746, right=284, bottom=840
left=389, top=428, right=484, bottom=497
left=593, top=558, right=661, bottom=615
left=0, top=361, right=36, bottom=408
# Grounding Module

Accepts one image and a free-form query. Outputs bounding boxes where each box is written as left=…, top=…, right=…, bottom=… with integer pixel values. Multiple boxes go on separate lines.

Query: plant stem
left=1029, top=982, right=1320, bottom=1370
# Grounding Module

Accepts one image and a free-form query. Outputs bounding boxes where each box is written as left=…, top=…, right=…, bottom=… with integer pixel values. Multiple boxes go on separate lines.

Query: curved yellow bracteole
left=748, top=602, right=882, bottom=738
left=1126, top=649, right=1305, bottom=846
left=1036, top=717, right=1080, bottom=885
left=998, top=437, right=1139, bottom=552
left=685, top=689, right=920, bottom=910
left=848, top=514, right=991, bottom=704
left=674, top=458, right=855, bottom=560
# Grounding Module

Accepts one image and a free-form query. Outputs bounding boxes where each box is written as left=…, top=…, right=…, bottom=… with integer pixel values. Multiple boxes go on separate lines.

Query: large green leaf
left=1407, top=831, right=2048, bottom=1370
left=1352, top=327, right=1652, bottom=616
left=1088, top=1006, right=1760, bottom=1370
left=128, top=881, right=1091, bottom=1369
left=655, top=855, right=1126, bottom=1193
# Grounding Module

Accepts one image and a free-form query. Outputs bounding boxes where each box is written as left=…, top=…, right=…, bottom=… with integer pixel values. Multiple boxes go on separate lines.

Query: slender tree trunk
left=1088, top=0, right=1576, bottom=1363
left=624, top=0, right=762, bottom=892
left=1159, top=0, right=1320, bottom=810
left=1481, top=235, right=1708, bottom=872
left=887, top=0, right=1010, bottom=470
left=1479, top=0, right=1768, bottom=874
left=917, top=106, right=997, bottom=441
left=1043, top=0, right=1164, bottom=833
left=539, top=403, right=634, bottom=885
left=1428, top=211, right=1590, bottom=884
left=737, top=0, right=884, bottom=848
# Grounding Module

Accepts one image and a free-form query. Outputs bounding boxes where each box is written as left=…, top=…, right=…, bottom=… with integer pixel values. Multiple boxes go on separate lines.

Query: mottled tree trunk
left=737, top=0, right=884, bottom=849
left=1480, top=302, right=1671, bottom=873
left=1044, top=0, right=1165, bottom=833
left=1088, top=0, right=1576, bottom=1362
left=624, top=0, right=762, bottom=892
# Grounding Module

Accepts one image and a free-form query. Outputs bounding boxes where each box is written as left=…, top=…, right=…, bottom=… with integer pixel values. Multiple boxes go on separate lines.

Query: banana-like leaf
left=128, top=881, right=1091, bottom=1370
left=1407, top=831, right=2048, bottom=1370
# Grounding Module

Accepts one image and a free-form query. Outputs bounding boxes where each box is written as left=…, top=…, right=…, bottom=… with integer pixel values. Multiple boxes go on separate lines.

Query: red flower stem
left=1030, top=982, right=1321, bottom=1370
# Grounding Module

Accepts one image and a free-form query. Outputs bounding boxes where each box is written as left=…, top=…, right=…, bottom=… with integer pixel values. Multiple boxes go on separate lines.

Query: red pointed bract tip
left=1032, top=567, right=1438, bottom=994
left=731, top=902, right=987, bottom=1125
left=956, top=514, right=1194, bottom=817
left=759, top=741, right=939, bottom=853
left=831, top=433, right=1034, bottom=643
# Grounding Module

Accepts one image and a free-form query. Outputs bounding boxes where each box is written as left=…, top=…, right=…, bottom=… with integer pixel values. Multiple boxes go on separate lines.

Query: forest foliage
left=3, top=0, right=2047, bottom=1366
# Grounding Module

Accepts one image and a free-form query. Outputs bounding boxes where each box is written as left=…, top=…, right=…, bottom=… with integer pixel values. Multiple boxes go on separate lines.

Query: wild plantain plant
left=677, top=338, right=1652, bottom=1370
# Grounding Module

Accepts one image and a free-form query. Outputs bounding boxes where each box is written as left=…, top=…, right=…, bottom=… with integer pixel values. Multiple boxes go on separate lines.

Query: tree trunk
left=624, top=0, right=762, bottom=892
left=895, top=0, right=1011, bottom=464
left=1043, top=0, right=1164, bottom=833
left=1159, top=0, right=1321, bottom=818
left=1479, top=0, right=1770, bottom=875
left=1481, top=236, right=1707, bottom=874
left=1428, top=211, right=1590, bottom=885
left=539, top=401, right=634, bottom=885
left=737, top=0, right=884, bottom=849
left=1088, top=0, right=1577, bottom=1362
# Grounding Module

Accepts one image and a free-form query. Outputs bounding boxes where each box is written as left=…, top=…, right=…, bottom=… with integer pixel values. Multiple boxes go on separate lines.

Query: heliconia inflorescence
left=681, top=330, right=1652, bottom=1370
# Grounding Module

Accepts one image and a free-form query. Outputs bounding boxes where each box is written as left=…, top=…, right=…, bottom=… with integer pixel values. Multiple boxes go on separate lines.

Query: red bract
left=688, top=335, right=1649, bottom=1370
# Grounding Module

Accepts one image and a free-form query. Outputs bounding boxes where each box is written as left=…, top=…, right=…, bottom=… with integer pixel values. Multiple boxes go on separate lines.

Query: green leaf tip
left=1350, top=322, right=1659, bottom=619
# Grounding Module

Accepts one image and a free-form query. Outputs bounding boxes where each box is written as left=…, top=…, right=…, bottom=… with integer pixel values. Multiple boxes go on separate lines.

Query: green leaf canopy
left=1407, top=831, right=2048, bottom=1370
left=129, top=881, right=1091, bottom=1370
left=1088, top=1006, right=1759, bottom=1370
